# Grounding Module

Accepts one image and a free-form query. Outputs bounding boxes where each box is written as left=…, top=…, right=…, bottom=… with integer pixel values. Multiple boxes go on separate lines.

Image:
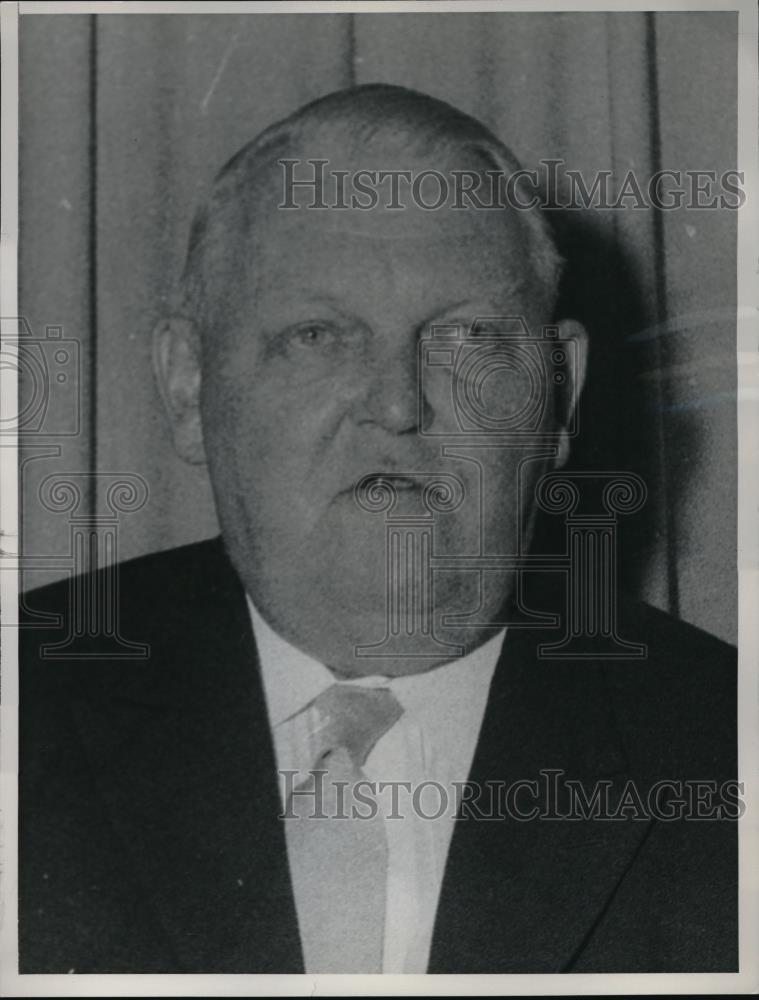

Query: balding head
left=178, top=84, right=563, bottom=340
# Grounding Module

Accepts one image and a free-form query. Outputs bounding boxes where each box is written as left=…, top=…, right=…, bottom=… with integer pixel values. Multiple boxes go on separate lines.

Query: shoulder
left=514, top=576, right=737, bottom=779
left=19, top=536, right=238, bottom=699
left=22, top=536, right=229, bottom=623
left=601, top=597, right=736, bottom=778
left=611, top=596, right=736, bottom=703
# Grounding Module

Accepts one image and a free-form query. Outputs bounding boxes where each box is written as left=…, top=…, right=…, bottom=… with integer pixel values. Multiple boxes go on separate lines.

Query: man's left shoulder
left=603, top=597, right=736, bottom=776
left=614, top=596, right=736, bottom=694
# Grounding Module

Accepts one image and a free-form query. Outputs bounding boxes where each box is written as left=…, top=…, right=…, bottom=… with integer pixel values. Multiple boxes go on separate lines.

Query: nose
left=359, top=341, right=430, bottom=434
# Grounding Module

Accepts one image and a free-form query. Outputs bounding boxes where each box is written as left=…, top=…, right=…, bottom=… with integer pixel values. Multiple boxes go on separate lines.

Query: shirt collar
left=247, top=597, right=335, bottom=728
left=247, top=594, right=505, bottom=732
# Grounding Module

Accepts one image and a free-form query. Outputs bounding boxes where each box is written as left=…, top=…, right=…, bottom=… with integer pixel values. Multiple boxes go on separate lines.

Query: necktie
left=284, top=683, right=403, bottom=973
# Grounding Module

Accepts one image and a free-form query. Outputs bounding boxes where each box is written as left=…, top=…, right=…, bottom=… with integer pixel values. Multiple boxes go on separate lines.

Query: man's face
left=197, top=154, right=563, bottom=674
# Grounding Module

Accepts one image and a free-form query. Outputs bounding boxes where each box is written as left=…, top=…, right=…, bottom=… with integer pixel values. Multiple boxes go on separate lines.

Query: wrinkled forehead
left=222, top=136, right=532, bottom=273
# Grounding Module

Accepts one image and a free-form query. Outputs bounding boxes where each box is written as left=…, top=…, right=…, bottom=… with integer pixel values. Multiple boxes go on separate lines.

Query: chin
left=284, top=565, right=503, bottom=676
left=227, top=508, right=511, bottom=675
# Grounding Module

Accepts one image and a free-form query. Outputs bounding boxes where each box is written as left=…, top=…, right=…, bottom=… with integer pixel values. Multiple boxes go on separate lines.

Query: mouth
left=349, top=470, right=458, bottom=513
left=368, top=473, right=420, bottom=492
left=337, top=471, right=422, bottom=505
left=342, top=469, right=469, bottom=519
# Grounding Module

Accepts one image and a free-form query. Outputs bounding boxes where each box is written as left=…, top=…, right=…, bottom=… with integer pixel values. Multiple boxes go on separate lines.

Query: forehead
left=222, top=146, right=535, bottom=317
left=261, top=210, right=526, bottom=308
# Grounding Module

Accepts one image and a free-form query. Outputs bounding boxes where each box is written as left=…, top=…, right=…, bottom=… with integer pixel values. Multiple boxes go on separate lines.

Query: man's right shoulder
left=19, top=536, right=238, bottom=693
left=22, top=535, right=227, bottom=620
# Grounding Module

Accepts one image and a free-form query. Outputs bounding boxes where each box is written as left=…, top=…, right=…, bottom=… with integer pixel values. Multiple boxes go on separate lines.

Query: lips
left=368, top=473, right=420, bottom=491
left=340, top=468, right=467, bottom=507
left=335, top=471, right=423, bottom=499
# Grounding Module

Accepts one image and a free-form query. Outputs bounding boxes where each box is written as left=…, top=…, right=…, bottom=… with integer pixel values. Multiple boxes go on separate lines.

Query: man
left=19, top=84, right=737, bottom=974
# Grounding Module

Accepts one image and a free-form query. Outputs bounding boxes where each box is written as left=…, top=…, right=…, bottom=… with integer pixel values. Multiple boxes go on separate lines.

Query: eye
left=287, top=321, right=336, bottom=348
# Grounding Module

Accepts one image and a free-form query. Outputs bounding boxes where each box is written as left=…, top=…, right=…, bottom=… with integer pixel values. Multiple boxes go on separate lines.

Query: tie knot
left=310, top=684, right=403, bottom=767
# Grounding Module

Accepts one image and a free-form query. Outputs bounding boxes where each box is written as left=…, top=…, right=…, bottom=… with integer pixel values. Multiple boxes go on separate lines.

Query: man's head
left=154, top=84, right=587, bottom=675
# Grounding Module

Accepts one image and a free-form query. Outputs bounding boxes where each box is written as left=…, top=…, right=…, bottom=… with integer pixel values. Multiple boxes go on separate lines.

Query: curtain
left=19, top=11, right=738, bottom=642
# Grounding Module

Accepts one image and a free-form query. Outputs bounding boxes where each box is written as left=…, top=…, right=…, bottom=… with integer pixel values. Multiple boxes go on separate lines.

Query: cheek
left=200, top=363, right=349, bottom=532
left=476, top=451, right=549, bottom=547
left=207, top=349, right=351, bottom=441
left=200, top=363, right=291, bottom=465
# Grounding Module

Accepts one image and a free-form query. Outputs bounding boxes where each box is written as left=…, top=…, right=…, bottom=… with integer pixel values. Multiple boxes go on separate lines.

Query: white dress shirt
left=247, top=596, right=505, bottom=973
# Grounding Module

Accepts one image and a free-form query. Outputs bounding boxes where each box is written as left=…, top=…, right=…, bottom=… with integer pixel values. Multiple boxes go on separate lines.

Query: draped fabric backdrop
left=19, top=11, right=738, bottom=642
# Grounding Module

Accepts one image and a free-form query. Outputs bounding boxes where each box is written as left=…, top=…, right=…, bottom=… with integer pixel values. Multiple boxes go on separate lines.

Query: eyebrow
left=258, top=284, right=529, bottom=336
left=424, top=285, right=527, bottom=322
left=278, top=284, right=526, bottom=314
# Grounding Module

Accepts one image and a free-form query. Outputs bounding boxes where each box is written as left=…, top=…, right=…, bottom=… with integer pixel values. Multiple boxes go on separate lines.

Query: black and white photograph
left=1, top=0, right=757, bottom=993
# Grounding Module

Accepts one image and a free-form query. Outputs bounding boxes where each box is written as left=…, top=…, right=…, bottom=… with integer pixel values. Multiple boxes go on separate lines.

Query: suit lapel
left=70, top=541, right=304, bottom=973
left=429, top=621, right=651, bottom=973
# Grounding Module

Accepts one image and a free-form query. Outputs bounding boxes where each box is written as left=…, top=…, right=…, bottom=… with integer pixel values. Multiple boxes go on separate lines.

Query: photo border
left=1, top=1, right=756, bottom=995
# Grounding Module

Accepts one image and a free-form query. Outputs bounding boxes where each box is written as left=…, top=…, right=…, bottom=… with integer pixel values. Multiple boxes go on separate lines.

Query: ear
left=553, top=318, right=588, bottom=469
left=152, top=316, right=206, bottom=465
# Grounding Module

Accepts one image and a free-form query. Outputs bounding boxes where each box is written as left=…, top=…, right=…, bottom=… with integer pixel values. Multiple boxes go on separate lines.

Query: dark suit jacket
left=19, top=538, right=738, bottom=973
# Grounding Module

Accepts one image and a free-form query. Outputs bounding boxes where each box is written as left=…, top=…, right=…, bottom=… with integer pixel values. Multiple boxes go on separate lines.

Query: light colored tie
left=285, top=683, right=403, bottom=973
